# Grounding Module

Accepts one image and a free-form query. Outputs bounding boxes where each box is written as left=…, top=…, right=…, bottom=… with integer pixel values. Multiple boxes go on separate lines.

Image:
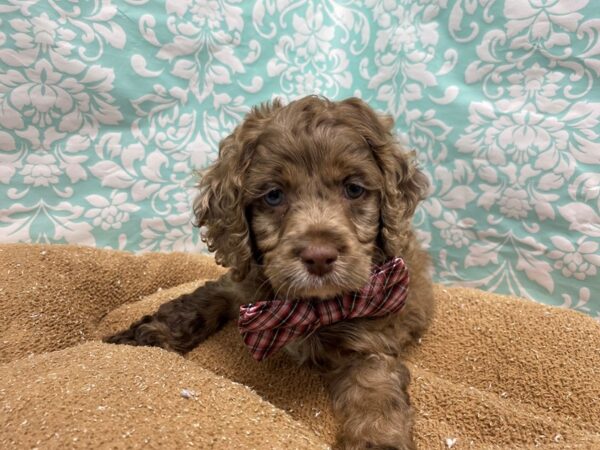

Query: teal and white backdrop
left=1, top=1, right=599, bottom=317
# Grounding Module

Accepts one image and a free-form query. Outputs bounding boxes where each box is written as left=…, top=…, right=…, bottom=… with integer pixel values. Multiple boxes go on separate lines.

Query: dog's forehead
left=251, top=124, right=377, bottom=182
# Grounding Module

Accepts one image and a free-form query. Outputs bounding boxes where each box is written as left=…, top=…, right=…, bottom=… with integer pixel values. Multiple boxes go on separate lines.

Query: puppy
left=105, top=96, right=434, bottom=449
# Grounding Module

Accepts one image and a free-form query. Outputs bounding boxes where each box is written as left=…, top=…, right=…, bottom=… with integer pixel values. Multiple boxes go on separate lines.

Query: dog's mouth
left=293, top=274, right=350, bottom=299
left=269, top=262, right=371, bottom=301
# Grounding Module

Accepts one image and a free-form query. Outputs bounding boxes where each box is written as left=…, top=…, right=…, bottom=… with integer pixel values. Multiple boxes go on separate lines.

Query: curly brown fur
left=105, top=96, right=434, bottom=450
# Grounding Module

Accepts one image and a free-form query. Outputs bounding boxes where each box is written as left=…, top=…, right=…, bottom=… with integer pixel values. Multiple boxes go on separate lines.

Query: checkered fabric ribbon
left=238, top=257, right=409, bottom=361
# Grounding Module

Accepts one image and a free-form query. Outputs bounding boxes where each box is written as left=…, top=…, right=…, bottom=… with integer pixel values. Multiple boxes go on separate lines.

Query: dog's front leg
left=325, top=353, right=415, bottom=450
left=103, top=275, right=241, bottom=354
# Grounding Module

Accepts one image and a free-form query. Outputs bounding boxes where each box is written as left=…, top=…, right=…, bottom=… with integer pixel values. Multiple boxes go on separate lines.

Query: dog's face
left=247, top=123, right=382, bottom=299
left=194, top=96, right=428, bottom=299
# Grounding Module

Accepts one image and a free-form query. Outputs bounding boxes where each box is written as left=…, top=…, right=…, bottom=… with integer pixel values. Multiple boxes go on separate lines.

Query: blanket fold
left=1, top=244, right=599, bottom=449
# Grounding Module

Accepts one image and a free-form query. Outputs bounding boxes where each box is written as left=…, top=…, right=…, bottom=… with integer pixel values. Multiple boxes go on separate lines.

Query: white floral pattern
left=0, top=0, right=599, bottom=318
left=85, top=192, right=140, bottom=231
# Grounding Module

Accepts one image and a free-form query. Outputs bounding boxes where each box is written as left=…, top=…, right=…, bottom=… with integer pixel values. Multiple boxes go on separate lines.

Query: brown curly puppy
left=105, top=96, right=434, bottom=450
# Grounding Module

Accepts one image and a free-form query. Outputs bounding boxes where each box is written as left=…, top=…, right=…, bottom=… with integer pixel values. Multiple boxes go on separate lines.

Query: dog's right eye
left=264, top=188, right=285, bottom=207
left=344, top=183, right=365, bottom=199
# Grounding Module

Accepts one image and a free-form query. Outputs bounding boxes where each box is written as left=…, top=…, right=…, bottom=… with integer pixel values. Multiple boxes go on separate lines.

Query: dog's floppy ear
left=377, top=142, right=429, bottom=257
left=193, top=100, right=283, bottom=280
left=339, top=98, right=429, bottom=257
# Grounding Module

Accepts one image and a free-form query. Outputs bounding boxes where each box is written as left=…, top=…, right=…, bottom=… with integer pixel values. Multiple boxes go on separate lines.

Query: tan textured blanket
left=0, top=244, right=599, bottom=449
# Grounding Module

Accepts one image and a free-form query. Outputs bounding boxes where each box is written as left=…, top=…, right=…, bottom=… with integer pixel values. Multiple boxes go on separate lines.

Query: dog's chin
left=272, top=270, right=370, bottom=301
left=295, top=283, right=346, bottom=300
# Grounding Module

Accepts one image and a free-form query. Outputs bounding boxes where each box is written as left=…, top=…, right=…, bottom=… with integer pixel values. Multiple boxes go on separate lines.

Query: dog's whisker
left=253, top=280, right=274, bottom=299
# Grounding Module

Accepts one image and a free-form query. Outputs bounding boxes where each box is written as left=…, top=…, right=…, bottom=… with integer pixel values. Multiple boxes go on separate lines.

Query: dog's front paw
left=103, top=315, right=174, bottom=351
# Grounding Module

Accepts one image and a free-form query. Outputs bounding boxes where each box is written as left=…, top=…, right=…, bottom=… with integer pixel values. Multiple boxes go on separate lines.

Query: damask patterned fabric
left=1, top=1, right=599, bottom=317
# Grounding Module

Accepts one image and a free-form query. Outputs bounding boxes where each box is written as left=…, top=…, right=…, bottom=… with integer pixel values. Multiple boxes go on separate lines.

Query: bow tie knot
left=238, top=257, right=410, bottom=361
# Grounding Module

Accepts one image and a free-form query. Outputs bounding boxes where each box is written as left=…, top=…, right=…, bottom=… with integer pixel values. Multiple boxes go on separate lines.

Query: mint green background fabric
left=1, top=1, right=599, bottom=317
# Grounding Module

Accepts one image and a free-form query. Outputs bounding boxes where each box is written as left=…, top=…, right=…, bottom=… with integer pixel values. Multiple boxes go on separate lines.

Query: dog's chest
left=283, top=334, right=324, bottom=365
left=282, top=321, right=359, bottom=366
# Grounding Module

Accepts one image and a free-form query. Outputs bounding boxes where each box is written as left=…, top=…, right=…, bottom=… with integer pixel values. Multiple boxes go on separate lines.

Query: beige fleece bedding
left=1, top=244, right=599, bottom=449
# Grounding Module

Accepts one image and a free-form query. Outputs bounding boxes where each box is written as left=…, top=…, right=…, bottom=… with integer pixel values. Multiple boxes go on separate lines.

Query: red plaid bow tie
left=238, top=257, right=409, bottom=361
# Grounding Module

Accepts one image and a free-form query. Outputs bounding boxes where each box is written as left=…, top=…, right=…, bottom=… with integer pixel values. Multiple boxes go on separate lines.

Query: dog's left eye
left=264, top=188, right=285, bottom=206
left=344, top=183, right=365, bottom=199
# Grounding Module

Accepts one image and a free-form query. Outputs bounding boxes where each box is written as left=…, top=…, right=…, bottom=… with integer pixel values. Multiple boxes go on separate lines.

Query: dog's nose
left=300, top=245, right=338, bottom=276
